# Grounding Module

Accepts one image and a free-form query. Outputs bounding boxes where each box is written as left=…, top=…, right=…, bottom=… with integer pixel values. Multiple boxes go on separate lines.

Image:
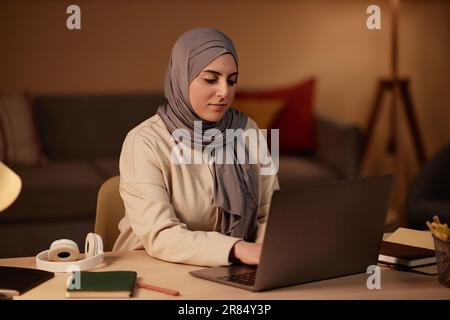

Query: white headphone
left=36, top=233, right=104, bottom=273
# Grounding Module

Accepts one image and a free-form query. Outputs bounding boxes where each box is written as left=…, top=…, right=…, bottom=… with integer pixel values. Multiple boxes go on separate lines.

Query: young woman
left=113, top=28, right=279, bottom=267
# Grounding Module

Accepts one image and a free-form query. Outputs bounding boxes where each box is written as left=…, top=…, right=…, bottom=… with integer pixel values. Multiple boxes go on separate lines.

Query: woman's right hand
left=230, top=241, right=262, bottom=265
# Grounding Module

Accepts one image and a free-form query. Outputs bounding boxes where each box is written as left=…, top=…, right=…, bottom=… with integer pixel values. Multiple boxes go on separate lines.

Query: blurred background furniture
left=0, top=92, right=363, bottom=258
left=361, top=0, right=427, bottom=229
left=406, top=142, right=450, bottom=229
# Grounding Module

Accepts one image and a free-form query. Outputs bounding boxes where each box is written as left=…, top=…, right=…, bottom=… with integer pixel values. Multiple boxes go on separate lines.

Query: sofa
left=0, top=93, right=363, bottom=258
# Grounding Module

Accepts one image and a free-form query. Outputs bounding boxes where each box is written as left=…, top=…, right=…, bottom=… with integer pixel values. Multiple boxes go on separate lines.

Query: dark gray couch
left=406, top=143, right=450, bottom=229
left=0, top=93, right=363, bottom=258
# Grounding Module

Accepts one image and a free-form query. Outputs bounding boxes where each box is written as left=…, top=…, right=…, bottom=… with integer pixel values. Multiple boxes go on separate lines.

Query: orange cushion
left=233, top=98, right=285, bottom=129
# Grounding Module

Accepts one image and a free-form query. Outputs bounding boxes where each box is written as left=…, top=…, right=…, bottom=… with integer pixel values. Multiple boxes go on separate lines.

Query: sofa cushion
left=277, top=156, right=341, bottom=188
left=233, top=98, right=285, bottom=129
left=0, top=160, right=104, bottom=222
left=0, top=92, right=46, bottom=165
left=34, top=93, right=166, bottom=159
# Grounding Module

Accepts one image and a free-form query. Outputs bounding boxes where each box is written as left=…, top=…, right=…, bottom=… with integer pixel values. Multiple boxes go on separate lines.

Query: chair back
left=95, top=175, right=124, bottom=251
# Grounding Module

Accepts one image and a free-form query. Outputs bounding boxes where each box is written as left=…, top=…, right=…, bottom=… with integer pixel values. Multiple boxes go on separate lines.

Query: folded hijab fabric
left=157, top=28, right=259, bottom=241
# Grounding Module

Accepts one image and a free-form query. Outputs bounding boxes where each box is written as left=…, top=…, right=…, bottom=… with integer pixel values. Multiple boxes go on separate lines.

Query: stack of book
left=378, top=227, right=437, bottom=271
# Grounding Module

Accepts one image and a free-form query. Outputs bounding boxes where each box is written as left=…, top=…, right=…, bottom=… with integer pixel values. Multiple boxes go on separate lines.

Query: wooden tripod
left=361, top=78, right=426, bottom=167
left=362, top=0, right=426, bottom=168
left=361, top=0, right=427, bottom=228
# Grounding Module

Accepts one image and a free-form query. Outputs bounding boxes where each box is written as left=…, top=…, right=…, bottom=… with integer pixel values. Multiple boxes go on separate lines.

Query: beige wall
left=1, top=0, right=449, bottom=159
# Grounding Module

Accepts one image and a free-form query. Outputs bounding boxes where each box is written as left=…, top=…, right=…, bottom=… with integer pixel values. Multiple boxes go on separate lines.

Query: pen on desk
left=136, top=282, right=180, bottom=296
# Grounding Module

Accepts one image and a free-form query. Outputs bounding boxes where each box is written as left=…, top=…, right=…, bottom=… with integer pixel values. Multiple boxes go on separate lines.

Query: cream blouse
left=113, top=114, right=279, bottom=266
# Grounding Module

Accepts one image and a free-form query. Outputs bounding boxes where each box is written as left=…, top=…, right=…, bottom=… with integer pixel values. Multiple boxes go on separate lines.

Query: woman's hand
left=230, top=241, right=262, bottom=265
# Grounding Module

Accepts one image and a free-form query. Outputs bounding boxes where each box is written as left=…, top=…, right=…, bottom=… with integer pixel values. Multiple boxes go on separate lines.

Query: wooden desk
left=1, top=250, right=449, bottom=300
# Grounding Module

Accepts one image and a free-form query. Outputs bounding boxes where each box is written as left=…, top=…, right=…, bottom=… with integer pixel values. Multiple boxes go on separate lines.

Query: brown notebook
left=378, top=241, right=436, bottom=268
left=0, top=266, right=54, bottom=296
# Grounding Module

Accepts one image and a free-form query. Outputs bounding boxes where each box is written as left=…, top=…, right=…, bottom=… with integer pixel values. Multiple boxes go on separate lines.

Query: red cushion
left=235, top=78, right=316, bottom=154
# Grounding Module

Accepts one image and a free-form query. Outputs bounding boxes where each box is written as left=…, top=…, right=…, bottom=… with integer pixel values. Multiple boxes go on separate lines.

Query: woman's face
left=189, top=53, right=238, bottom=122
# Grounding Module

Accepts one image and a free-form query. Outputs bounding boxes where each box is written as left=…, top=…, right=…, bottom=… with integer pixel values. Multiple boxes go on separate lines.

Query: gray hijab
left=157, top=28, right=258, bottom=241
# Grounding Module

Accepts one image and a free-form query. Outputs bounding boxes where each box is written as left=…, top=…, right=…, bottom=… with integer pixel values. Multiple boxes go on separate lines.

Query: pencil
left=136, top=282, right=180, bottom=296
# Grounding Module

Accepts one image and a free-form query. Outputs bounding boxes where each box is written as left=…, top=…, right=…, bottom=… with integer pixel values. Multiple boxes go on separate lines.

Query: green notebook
left=66, top=271, right=137, bottom=298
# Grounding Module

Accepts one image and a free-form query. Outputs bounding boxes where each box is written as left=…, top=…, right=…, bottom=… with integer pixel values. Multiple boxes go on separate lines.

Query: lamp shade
left=0, top=162, right=22, bottom=212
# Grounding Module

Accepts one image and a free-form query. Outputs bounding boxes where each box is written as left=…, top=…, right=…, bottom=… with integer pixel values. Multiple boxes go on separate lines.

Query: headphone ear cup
left=85, top=233, right=103, bottom=258
left=48, top=239, right=80, bottom=262
left=95, top=233, right=104, bottom=254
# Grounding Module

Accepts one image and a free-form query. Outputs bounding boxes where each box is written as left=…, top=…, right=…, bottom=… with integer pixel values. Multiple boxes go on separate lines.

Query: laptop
left=189, top=175, right=394, bottom=291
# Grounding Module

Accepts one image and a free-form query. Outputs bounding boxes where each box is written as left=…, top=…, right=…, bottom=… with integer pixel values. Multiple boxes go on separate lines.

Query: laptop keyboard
left=219, top=271, right=256, bottom=286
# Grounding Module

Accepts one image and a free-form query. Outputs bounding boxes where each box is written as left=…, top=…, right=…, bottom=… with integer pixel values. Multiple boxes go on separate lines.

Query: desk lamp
left=0, top=161, right=22, bottom=212
left=0, top=162, right=22, bottom=299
